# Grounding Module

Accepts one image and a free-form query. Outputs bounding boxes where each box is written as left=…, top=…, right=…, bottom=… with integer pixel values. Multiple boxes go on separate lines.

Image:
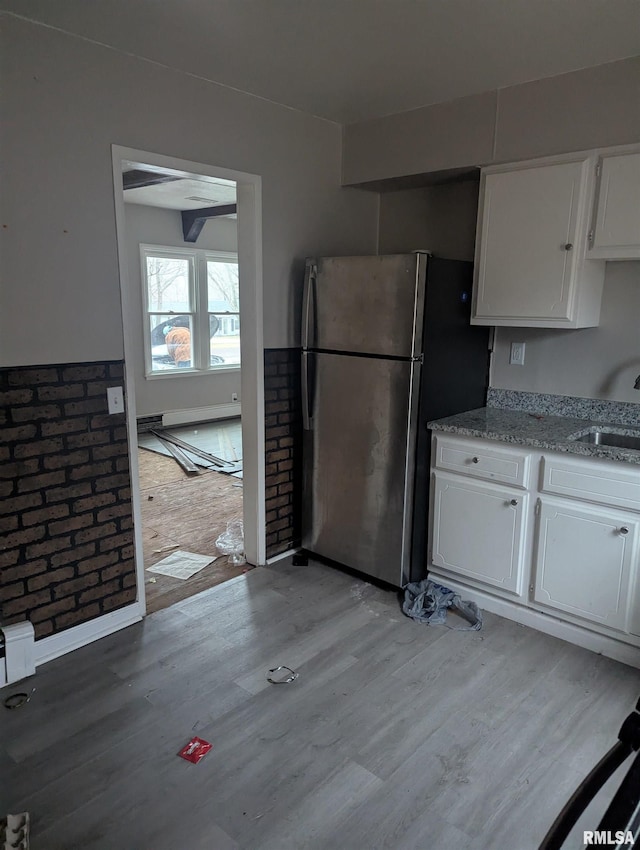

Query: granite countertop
left=428, top=406, right=640, bottom=466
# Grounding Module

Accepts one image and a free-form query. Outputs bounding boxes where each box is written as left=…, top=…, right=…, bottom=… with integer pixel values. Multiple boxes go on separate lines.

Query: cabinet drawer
left=541, top=455, right=640, bottom=512
left=434, top=436, right=530, bottom=489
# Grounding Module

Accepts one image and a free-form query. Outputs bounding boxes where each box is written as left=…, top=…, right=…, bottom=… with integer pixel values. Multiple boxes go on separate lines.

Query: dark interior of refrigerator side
left=409, top=257, right=491, bottom=583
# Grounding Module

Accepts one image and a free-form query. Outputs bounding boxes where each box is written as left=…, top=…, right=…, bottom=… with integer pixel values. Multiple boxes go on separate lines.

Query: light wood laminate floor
left=2, top=558, right=639, bottom=849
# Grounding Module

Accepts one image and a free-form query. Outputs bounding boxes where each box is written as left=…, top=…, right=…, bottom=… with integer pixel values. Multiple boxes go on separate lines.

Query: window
left=141, top=246, right=240, bottom=376
left=207, top=257, right=241, bottom=368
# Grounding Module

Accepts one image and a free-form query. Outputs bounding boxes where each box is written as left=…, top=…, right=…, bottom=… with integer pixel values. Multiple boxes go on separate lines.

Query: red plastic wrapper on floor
left=177, top=737, right=213, bottom=763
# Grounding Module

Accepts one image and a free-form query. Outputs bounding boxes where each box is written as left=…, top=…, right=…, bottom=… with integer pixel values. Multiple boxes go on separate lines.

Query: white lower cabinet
left=431, top=472, right=527, bottom=597
left=532, top=497, right=639, bottom=632
left=429, top=434, right=640, bottom=665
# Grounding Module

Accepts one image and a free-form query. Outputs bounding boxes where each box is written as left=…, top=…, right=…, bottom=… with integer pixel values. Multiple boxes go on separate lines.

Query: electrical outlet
left=231, top=392, right=238, bottom=402
left=510, top=342, right=526, bottom=366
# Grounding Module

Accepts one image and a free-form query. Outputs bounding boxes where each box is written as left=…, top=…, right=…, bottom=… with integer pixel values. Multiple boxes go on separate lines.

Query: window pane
left=146, top=256, right=191, bottom=312
left=210, top=313, right=240, bottom=366
left=149, top=315, right=193, bottom=372
left=207, top=261, right=239, bottom=312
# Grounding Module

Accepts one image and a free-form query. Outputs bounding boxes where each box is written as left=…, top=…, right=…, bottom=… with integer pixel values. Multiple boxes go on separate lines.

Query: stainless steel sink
left=572, top=429, right=640, bottom=450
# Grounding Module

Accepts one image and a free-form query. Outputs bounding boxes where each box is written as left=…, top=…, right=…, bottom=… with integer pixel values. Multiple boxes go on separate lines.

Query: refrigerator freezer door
left=302, top=352, right=419, bottom=586
left=305, top=254, right=427, bottom=358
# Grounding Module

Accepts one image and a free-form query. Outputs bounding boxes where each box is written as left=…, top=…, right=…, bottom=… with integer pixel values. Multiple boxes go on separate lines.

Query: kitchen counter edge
left=427, top=407, right=640, bottom=466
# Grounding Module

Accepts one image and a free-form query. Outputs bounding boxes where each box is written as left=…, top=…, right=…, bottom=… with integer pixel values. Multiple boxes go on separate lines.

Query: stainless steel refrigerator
left=301, top=252, right=490, bottom=587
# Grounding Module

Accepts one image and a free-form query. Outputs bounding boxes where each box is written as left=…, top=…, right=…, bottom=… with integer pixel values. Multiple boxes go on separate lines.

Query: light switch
left=107, top=386, right=125, bottom=414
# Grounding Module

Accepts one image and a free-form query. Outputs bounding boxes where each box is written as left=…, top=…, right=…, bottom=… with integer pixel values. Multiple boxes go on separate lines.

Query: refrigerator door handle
left=302, top=259, right=316, bottom=350
left=302, top=351, right=312, bottom=431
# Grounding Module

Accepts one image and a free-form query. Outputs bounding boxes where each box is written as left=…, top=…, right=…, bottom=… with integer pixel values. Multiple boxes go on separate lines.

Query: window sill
left=144, top=366, right=241, bottom=380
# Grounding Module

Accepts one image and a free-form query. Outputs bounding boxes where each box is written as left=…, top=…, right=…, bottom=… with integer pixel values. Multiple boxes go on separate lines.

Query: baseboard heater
left=136, top=414, right=163, bottom=434
left=1, top=813, right=30, bottom=849
left=162, top=402, right=241, bottom=428
left=0, top=622, right=35, bottom=687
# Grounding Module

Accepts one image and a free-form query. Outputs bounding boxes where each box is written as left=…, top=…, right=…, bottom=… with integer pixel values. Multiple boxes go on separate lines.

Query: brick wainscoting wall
left=0, top=361, right=137, bottom=639
left=264, top=349, right=302, bottom=558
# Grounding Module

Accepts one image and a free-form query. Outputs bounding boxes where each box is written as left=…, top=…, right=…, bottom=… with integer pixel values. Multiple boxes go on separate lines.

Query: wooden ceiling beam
left=181, top=204, right=238, bottom=243
left=122, top=169, right=183, bottom=191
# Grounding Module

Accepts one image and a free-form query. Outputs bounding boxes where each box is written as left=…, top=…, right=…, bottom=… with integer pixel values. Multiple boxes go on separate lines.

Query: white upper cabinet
left=472, top=154, right=605, bottom=328
left=590, top=147, right=640, bottom=260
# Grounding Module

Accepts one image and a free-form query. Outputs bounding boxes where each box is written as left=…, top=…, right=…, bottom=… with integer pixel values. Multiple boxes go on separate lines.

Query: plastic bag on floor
left=402, top=579, right=482, bottom=630
left=215, top=519, right=246, bottom=565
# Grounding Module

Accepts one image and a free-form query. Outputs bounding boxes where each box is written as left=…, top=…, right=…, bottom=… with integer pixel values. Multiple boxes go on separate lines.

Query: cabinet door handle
left=564, top=243, right=573, bottom=251
left=471, top=456, right=479, bottom=463
left=620, top=527, right=629, bottom=535
left=509, top=499, right=519, bottom=506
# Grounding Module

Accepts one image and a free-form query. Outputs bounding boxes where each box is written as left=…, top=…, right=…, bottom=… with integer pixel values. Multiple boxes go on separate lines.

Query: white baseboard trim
left=162, top=403, right=241, bottom=427
left=429, top=571, right=640, bottom=669
left=267, top=548, right=298, bottom=565
left=34, top=603, right=143, bottom=669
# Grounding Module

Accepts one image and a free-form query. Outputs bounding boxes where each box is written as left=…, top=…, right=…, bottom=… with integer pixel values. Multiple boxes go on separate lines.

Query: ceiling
left=3, top=0, right=640, bottom=123
left=123, top=173, right=237, bottom=211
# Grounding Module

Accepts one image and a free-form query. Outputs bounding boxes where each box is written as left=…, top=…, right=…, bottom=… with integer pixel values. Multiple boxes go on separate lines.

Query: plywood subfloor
left=4, top=558, right=640, bottom=849
left=139, top=448, right=245, bottom=614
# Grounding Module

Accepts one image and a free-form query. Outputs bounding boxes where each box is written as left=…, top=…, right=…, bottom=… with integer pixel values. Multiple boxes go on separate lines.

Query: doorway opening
left=138, top=419, right=244, bottom=613
left=112, top=147, right=265, bottom=617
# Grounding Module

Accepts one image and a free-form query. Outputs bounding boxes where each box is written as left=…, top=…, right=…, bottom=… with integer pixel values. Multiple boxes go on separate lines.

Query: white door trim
left=111, top=146, right=266, bottom=618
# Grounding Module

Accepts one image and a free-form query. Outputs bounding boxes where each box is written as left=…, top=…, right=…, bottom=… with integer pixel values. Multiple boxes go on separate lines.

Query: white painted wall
left=344, top=92, right=497, bottom=186
left=378, top=182, right=640, bottom=404
left=378, top=181, right=479, bottom=260
left=343, top=56, right=640, bottom=185
left=0, top=16, right=378, bottom=367
left=361, top=54, right=640, bottom=403
left=124, top=204, right=241, bottom=417
left=359, top=56, right=640, bottom=407
left=491, top=262, right=640, bottom=403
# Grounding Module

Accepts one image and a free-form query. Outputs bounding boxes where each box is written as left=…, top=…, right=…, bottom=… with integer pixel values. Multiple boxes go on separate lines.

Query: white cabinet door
left=472, top=157, right=603, bottom=328
left=533, top=497, right=639, bottom=632
left=431, top=472, right=527, bottom=597
left=590, top=150, right=640, bottom=260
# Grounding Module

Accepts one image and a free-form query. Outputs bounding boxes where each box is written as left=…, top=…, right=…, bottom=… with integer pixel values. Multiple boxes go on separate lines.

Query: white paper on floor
left=147, top=550, right=218, bottom=580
